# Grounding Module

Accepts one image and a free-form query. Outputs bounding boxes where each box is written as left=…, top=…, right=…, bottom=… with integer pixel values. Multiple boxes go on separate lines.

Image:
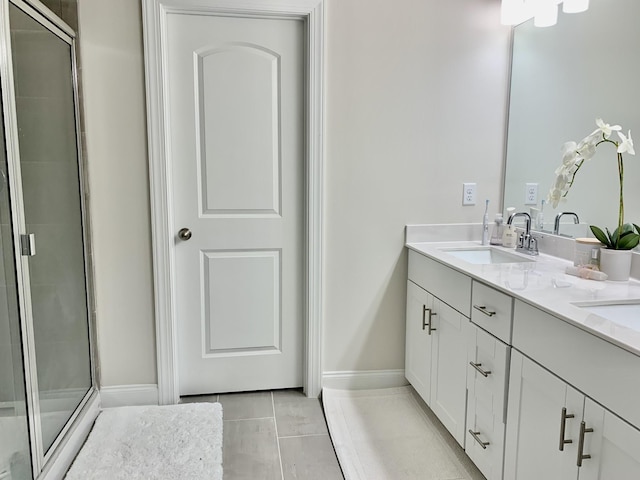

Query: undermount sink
left=440, top=246, right=535, bottom=265
left=576, top=302, right=640, bottom=331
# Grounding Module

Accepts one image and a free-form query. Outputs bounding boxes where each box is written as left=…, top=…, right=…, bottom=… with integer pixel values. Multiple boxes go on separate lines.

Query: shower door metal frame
left=0, top=0, right=98, bottom=477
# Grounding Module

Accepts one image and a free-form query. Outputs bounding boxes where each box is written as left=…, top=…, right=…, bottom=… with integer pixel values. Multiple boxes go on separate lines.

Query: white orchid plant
left=548, top=118, right=640, bottom=250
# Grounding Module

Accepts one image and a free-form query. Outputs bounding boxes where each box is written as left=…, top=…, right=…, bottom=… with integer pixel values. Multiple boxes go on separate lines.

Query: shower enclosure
left=0, top=1, right=96, bottom=479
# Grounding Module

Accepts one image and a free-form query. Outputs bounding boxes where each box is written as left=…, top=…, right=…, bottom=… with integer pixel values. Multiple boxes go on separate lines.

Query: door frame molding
left=142, top=0, right=324, bottom=404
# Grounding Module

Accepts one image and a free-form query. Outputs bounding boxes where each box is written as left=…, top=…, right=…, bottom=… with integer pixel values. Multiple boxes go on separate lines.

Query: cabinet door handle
left=469, top=362, right=492, bottom=377
left=469, top=430, right=490, bottom=449
left=576, top=421, right=593, bottom=467
left=558, top=407, right=575, bottom=451
left=473, top=304, right=496, bottom=317
left=422, top=305, right=437, bottom=335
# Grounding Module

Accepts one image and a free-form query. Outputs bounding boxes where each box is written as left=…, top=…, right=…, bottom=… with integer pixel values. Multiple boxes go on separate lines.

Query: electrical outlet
left=525, top=183, right=538, bottom=205
left=463, top=183, right=476, bottom=206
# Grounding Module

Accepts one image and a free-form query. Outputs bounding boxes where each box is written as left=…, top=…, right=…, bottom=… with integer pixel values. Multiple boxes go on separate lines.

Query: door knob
left=178, top=228, right=192, bottom=241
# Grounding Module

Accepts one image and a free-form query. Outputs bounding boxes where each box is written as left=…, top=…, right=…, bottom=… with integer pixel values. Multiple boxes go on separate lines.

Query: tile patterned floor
left=181, top=389, right=344, bottom=480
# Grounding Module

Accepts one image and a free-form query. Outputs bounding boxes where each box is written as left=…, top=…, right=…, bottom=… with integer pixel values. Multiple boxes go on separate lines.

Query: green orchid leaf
left=590, top=225, right=611, bottom=247
left=606, top=227, right=618, bottom=246
left=634, top=223, right=640, bottom=235
left=617, top=232, right=640, bottom=250
left=621, top=223, right=635, bottom=235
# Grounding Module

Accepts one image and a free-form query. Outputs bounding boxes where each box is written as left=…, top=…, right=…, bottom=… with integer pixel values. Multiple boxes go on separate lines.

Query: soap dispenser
left=502, top=207, right=517, bottom=248
left=490, top=213, right=504, bottom=246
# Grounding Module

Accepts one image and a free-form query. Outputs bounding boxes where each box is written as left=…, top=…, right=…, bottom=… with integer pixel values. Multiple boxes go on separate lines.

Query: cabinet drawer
left=513, top=300, right=640, bottom=429
left=471, top=281, right=513, bottom=343
left=408, top=249, right=471, bottom=317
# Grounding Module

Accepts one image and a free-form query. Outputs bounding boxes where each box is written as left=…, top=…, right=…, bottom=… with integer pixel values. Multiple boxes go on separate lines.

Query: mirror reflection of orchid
left=547, top=118, right=640, bottom=250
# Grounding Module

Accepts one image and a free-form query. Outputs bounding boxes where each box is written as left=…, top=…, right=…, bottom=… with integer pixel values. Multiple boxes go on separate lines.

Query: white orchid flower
left=547, top=188, right=563, bottom=208
left=617, top=130, right=635, bottom=155
left=553, top=172, right=569, bottom=191
left=578, top=143, right=596, bottom=160
left=549, top=119, right=632, bottom=222
left=592, top=118, right=622, bottom=139
left=561, top=141, right=578, bottom=165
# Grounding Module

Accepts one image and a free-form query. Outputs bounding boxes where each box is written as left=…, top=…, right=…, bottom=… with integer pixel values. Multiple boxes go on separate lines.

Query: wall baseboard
left=322, top=369, right=408, bottom=390
left=100, top=384, right=159, bottom=408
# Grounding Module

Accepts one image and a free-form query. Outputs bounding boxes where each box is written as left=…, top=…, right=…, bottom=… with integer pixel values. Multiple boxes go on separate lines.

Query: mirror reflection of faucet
left=553, top=212, right=580, bottom=236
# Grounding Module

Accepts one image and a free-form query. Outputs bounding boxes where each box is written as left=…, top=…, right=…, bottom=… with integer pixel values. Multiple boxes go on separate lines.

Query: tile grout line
left=278, top=433, right=330, bottom=439
left=271, top=391, right=285, bottom=480
left=222, top=416, right=278, bottom=423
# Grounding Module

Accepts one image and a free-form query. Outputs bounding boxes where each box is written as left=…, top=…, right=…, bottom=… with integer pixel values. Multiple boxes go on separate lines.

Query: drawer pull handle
left=422, top=306, right=437, bottom=335
left=577, top=421, right=593, bottom=467
left=558, top=407, right=575, bottom=451
left=473, top=305, right=496, bottom=317
left=469, top=430, right=490, bottom=449
left=469, top=362, right=492, bottom=377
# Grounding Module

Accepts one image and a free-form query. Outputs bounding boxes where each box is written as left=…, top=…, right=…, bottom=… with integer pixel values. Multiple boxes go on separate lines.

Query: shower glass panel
left=0, top=96, right=32, bottom=478
left=9, top=4, right=91, bottom=454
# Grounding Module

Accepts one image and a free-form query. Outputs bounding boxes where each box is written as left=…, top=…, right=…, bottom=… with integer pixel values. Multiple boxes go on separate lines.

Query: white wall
left=76, top=0, right=510, bottom=387
left=323, top=0, right=511, bottom=373
left=78, top=0, right=157, bottom=386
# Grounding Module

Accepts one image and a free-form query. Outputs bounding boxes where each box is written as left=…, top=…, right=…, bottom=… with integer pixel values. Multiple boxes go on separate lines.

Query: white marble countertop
left=406, top=225, right=640, bottom=357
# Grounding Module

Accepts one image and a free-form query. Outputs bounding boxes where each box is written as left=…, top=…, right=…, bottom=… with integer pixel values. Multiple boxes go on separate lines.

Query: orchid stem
left=618, top=151, right=624, bottom=248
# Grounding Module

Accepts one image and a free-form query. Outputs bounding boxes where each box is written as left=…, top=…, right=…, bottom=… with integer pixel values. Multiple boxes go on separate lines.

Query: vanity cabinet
left=505, top=350, right=640, bottom=480
left=465, top=322, right=509, bottom=480
left=406, top=251, right=470, bottom=446
left=405, top=247, right=640, bottom=479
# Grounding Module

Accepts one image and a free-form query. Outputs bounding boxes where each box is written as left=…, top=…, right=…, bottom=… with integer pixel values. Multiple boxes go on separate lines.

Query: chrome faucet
left=553, top=212, right=580, bottom=236
left=507, top=212, right=539, bottom=256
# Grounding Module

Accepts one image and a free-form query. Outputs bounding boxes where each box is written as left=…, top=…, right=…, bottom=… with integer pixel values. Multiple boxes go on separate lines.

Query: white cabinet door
left=465, top=323, right=509, bottom=480
left=430, top=297, right=468, bottom=446
left=505, top=350, right=582, bottom=480
left=579, top=398, right=640, bottom=480
left=405, top=280, right=467, bottom=446
left=405, top=280, right=434, bottom=403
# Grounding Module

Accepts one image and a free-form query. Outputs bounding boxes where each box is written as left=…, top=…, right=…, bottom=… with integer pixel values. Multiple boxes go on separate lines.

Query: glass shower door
left=9, top=3, right=92, bottom=456
left=0, top=95, right=32, bottom=480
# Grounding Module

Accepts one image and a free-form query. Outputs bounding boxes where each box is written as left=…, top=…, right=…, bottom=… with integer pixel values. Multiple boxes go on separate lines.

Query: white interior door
left=166, top=13, right=304, bottom=395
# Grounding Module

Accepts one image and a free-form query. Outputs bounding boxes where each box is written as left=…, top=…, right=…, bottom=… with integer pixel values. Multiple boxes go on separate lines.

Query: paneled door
left=165, top=13, right=304, bottom=395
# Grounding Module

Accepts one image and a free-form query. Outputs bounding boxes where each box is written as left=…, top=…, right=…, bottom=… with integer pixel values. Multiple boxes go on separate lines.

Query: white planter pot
left=599, top=248, right=632, bottom=281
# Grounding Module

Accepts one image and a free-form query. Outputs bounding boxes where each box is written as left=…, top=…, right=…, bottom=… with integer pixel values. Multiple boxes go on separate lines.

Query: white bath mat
left=322, top=387, right=483, bottom=480
left=66, top=403, right=223, bottom=480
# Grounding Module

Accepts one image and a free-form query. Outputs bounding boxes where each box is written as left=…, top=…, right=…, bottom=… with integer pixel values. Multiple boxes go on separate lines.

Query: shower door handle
left=20, top=233, right=36, bottom=256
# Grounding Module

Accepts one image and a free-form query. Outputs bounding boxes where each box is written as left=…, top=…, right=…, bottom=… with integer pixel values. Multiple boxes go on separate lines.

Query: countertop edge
left=406, top=240, right=640, bottom=358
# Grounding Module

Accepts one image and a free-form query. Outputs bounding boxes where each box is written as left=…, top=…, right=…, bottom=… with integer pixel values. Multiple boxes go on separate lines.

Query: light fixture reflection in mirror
left=563, top=0, right=589, bottom=13
left=502, top=0, right=640, bottom=239
left=501, top=0, right=590, bottom=27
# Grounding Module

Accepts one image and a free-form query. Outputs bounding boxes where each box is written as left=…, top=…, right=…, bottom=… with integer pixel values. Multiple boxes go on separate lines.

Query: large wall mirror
left=503, top=0, right=640, bottom=238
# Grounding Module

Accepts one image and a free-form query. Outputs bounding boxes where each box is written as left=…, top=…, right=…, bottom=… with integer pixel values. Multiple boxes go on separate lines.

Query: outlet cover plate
left=463, top=183, right=476, bottom=206
left=525, top=183, right=538, bottom=205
